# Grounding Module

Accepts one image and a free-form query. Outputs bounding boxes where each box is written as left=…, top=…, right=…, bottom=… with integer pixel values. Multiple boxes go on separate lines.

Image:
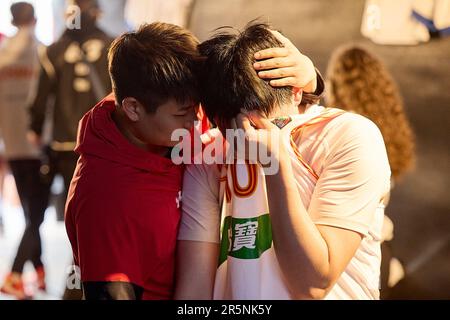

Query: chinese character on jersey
left=232, top=221, right=258, bottom=251
left=176, top=191, right=182, bottom=209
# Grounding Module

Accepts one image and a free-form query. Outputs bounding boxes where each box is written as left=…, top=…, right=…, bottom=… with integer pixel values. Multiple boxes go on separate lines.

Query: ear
left=122, top=97, right=142, bottom=122
left=292, top=87, right=303, bottom=105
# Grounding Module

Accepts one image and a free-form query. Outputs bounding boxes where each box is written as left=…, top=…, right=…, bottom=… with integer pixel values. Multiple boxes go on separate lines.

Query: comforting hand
left=254, top=30, right=317, bottom=92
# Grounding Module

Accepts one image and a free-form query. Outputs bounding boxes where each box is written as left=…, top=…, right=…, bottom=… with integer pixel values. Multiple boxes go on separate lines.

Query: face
left=134, top=98, right=198, bottom=147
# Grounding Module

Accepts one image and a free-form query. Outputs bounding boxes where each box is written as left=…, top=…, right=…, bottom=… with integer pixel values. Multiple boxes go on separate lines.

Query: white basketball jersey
left=214, top=107, right=347, bottom=300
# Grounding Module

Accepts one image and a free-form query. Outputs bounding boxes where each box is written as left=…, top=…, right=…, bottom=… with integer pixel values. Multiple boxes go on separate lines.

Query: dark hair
left=108, top=22, right=200, bottom=113
left=71, top=0, right=99, bottom=11
left=326, top=45, right=415, bottom=180
left=11, top=2, right=35, bottom=26
left=198, top=22, right=292, bottom=128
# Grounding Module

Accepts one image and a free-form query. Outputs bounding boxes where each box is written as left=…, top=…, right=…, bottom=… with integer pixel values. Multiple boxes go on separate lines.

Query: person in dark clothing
left=0, top=33, right=6, bottom=237
left=28, top=0, right=113, bottom=223
left=0, top=2, right=49, bottom=300
left=27, top=0, right=113, bottom=300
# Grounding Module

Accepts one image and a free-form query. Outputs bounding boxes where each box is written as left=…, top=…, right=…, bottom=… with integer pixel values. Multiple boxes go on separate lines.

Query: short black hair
left=198, top=22, right=292, bottom=128
left=11, top=2, right=35, bottom=26
left=108, top=22, right=200, bottom=113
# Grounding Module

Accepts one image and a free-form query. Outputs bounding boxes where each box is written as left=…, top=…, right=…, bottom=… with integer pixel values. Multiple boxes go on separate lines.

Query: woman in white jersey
left=175, top=22, right=391, bottom=300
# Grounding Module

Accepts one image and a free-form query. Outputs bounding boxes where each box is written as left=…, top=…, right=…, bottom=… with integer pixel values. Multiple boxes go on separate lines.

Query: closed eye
left=175, top=106, right=194, bottom=117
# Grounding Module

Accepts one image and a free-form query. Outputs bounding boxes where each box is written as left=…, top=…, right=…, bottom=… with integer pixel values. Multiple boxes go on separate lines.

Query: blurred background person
left=28, top=0, right=112, bottom=223
left=0, top=2, right=50, bottom=300
left=52, top=0, right=195, bottom=40
left=127, top=0, right=195, bottom=28
left=361, top=0, right=450, bottom=46
left=326, top=44, right=416, bottom=299
left=27, top=0, right=112, bottom=300
left=0, top=34, right=5, bottom=237
left=0, top=151, right=5, bottom=237
left=97, top=0, right=131, bottom=37
left=53, top=0, right=131, bottom=39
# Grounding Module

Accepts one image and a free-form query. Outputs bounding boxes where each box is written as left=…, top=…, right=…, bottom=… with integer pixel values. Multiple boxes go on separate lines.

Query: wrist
left=301, top=69, right=325, bottom=105
left=303, top=74, right=318, bottom=93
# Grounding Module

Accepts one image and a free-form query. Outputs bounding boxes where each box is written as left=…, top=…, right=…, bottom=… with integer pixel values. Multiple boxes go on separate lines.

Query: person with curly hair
left=326, top=45, right=416, bottom=298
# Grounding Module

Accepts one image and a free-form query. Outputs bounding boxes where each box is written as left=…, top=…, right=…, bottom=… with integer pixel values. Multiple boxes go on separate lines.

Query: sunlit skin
left=253, top=30, right=317, bottom=93
left=112, top=97, right=198, bottom=156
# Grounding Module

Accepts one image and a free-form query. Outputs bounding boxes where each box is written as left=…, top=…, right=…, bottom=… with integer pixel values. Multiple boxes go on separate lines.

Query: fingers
left=269, top=77, right=298, bottom=87
left=244, top=110, right=276, bottom=130
left=200, top=128, right=221, bottom=145
left=254, top=57, right=295, bottom=70
left=232, top=110, right=278, bottom=131
left=230, top=118, right=238, bottom=131
left=235, top=113, right=255, bottom=132
left=269, top=30, right=297, bottom=50
left=253, top=31, right=299, bottom=60
left=257, top=67, right=297, bottom=80
left=254, top=47, right=289, bottom=60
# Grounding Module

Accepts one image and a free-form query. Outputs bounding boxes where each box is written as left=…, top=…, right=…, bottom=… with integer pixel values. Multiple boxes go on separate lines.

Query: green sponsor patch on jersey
left=218, top=214, right=272, bottom=266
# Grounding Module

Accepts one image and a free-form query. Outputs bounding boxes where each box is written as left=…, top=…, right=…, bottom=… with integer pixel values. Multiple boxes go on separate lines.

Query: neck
left=298, top=104, right=307, bottom=114
left=16, top=25, right=34, bottom=32
left=112, top=108, right=169, bottom=157
left=269, top=103, right=306, bottom=119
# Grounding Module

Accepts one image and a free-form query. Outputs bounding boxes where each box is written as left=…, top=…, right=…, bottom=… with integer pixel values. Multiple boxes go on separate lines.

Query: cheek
left=137, top=118, right=164, bottom=145
left=168, top=118, right=192, bottom=144
left=155, top=117, right=189, bottom=146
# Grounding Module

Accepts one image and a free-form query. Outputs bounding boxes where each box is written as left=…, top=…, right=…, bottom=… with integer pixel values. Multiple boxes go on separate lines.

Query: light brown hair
left=326, top=45, right=415, bottom=180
